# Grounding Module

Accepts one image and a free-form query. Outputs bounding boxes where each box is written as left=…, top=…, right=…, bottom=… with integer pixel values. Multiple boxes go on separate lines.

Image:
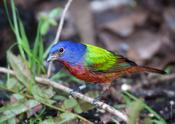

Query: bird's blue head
left=47, top=40, right=86, bottom=65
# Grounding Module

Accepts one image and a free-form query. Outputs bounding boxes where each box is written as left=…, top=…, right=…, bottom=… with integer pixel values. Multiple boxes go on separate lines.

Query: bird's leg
left=92, top=84, right=112, bottom=104
left=69, top=84, right=87, bottom=96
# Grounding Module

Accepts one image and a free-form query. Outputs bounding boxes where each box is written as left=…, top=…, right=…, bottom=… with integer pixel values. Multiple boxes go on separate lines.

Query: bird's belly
left=72, top=71, right=111, bottom=83
left=67, top=66, right=113, bottom=84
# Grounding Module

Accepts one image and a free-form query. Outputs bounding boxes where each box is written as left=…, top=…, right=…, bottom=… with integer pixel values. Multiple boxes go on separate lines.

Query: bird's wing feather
left=84, top=44, right=136, bottom=73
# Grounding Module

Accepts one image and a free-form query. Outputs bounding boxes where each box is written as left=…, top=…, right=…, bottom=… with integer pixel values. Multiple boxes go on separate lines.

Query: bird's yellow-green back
left=84, top=44, right=132, bottom=73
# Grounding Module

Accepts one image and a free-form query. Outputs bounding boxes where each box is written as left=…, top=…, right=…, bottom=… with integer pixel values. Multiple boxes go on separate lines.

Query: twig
left=54, top=0, right=73, bottom=44
left=47, top=61, right=53, bottom=78
left=129, top=73, right=175, bottom=93
left=0, top=67, right=128, bottom=122
left=151, top=73, right=175, bottom=83
left=47, top=0, right=73, bottom=78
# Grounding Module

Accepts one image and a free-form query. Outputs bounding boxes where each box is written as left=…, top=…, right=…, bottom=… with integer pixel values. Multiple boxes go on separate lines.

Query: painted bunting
left=47, top=40, right=165, bottom=84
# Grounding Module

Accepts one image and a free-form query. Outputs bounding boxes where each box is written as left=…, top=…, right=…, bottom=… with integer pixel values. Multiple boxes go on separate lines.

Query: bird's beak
left=47, top=54, right=59, bottom=62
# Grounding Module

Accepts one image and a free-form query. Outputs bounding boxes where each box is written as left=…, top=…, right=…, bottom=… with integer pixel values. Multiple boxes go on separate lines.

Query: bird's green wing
left=84, top=44, right=136, bottom=73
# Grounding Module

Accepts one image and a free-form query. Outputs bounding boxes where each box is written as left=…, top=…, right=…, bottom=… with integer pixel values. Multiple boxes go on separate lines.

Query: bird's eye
left=58, top=48, right=64, bottom=53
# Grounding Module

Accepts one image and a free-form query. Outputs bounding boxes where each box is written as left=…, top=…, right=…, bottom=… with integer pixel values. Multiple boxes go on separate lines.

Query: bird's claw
left=92, top=93, right=107, bottom=106
left=92, top=97, right=100, bottom=106
left=92, top=99, right=97, bottom=105
left=69, top=90, right=74, bottom=97
left=69, top=84, right=87, bottom=97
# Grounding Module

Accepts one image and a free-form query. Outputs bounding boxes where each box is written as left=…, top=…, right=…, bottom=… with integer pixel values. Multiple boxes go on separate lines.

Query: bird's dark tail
left=111, top=66, right=166, bottom=80
left=125, top=66, right=166, bottom=75
left=137, top=66, right=166, bottom=74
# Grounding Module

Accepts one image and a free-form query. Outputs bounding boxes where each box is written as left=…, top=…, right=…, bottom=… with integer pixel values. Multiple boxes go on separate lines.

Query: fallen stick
left=0, top=67, right=128, bottom=122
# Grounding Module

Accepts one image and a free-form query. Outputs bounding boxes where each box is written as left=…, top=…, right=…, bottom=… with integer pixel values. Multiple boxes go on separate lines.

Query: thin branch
left=133, top=73, right=175, bottom=91
left=151, top=73, right=175, bottom=83
left=47, top=61, right=53, bottom=78
left=0, top=67, right=128, bottom=122
left=54, top=0, right=73, bottom=44
left=47, top=0, right=73, bottom=78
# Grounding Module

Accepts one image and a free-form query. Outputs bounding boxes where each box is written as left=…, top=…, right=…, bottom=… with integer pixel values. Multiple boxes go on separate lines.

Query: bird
left=47, top=40, right=165, bottom=85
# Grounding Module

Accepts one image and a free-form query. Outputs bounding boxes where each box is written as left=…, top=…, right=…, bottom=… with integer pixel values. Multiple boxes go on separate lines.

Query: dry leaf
left=100, top=9, right=148, bottom=37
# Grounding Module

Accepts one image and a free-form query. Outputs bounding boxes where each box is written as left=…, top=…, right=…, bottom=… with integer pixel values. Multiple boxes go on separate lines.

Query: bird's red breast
left=60, top=61, right=116, bottom=84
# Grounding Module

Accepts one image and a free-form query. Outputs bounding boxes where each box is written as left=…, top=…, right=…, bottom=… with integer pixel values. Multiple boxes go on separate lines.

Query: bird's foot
left=92, top=97, right=100, bottom=106
left=92, top=91, right=108, bottom=106
left=69, top=84, right=87, bottom=97
left=92, top=85, right=111, bottom=105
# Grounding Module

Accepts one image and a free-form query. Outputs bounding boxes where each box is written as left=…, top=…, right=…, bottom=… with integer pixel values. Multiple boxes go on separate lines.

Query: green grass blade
left=10, top=0, right=26, bottom=59
left=3, top=0, right=14, bottom=31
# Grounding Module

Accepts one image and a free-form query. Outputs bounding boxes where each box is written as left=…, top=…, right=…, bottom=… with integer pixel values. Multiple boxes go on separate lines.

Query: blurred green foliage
left=1, top=0, right=91, bottom=123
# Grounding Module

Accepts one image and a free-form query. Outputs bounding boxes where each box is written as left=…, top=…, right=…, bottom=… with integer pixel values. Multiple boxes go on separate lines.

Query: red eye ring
left=59, top=48, right=64, bottom=53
